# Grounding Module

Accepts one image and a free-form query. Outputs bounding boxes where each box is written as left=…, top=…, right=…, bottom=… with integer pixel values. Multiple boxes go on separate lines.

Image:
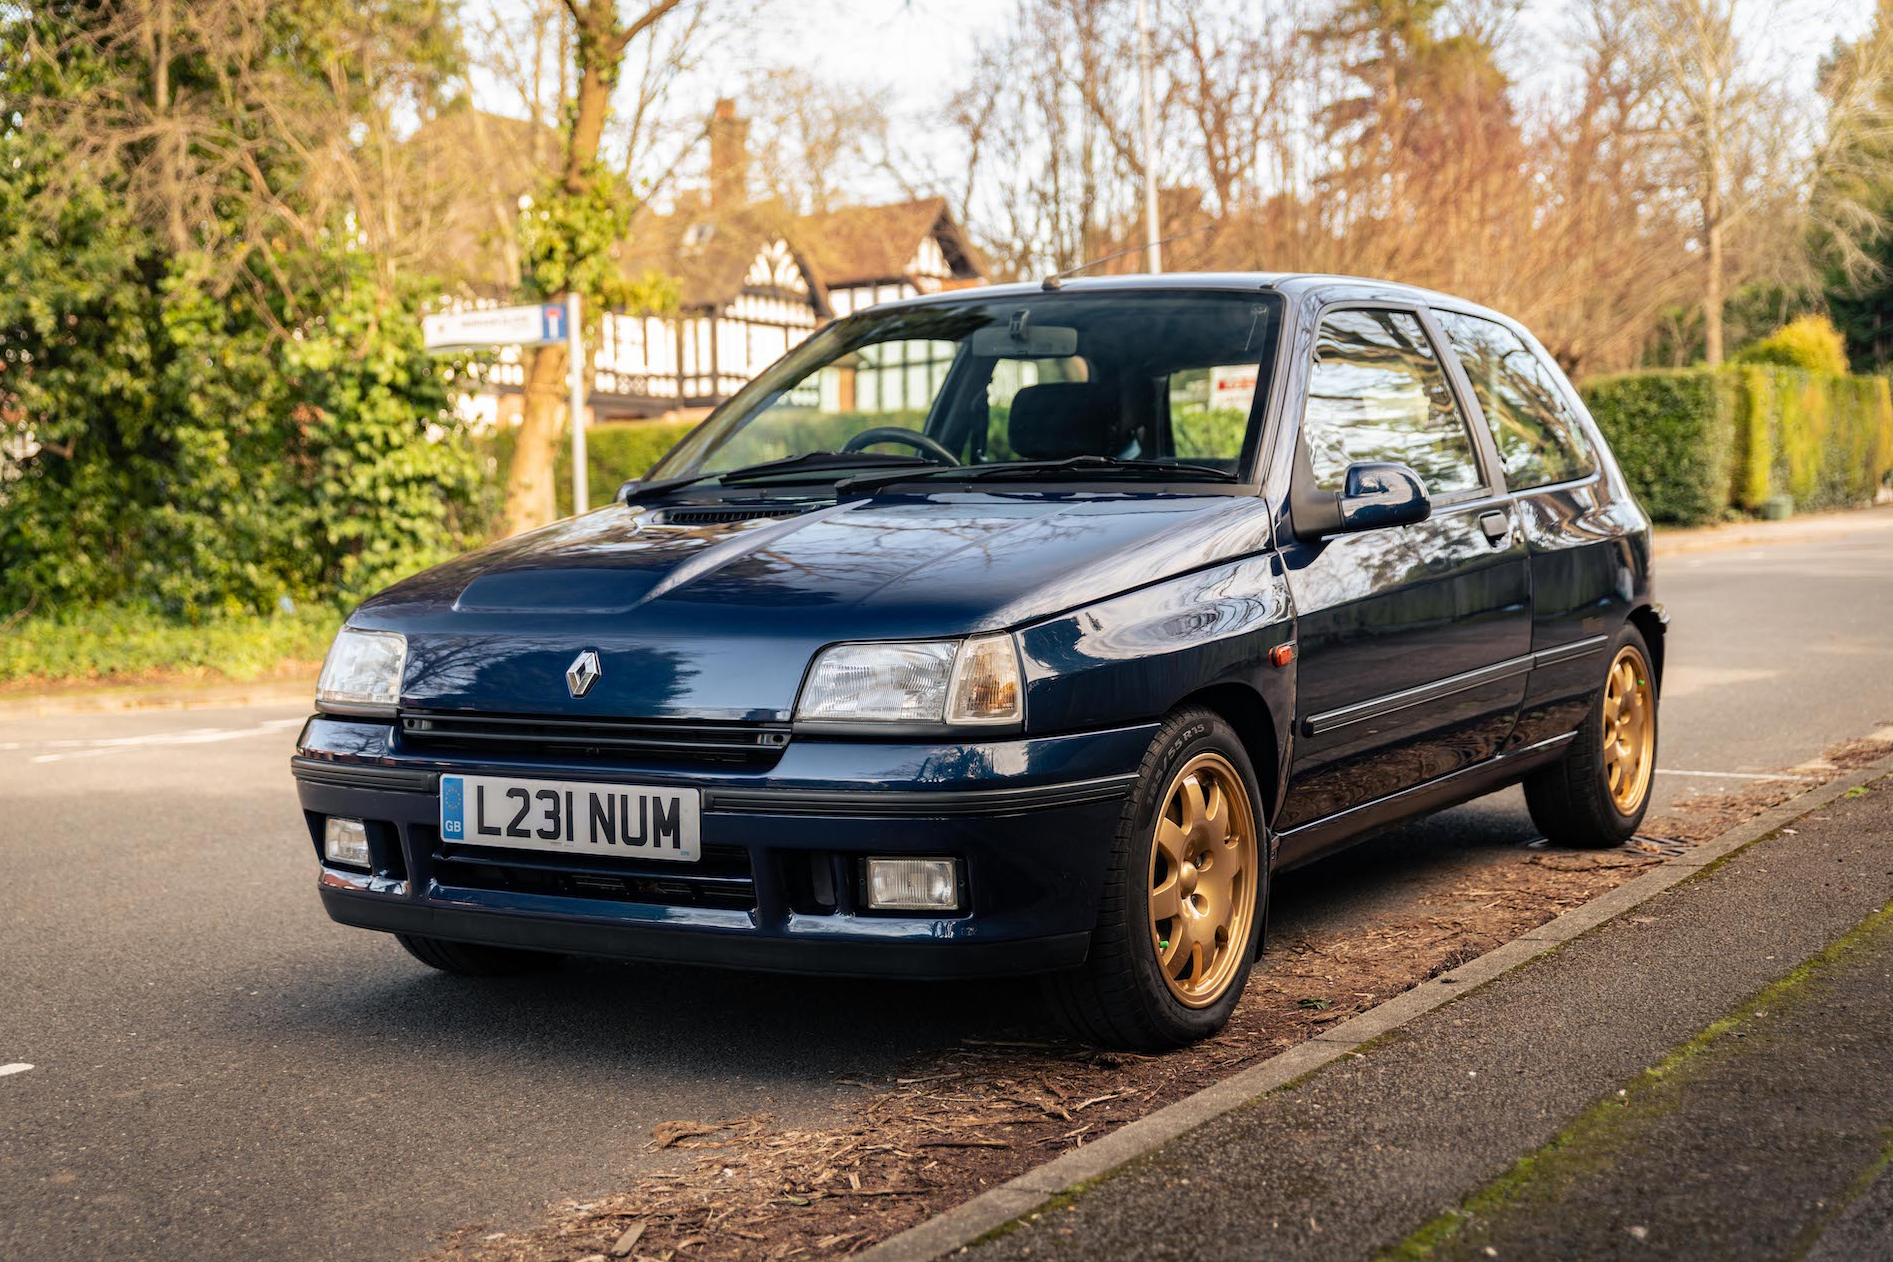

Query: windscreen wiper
left=624, top=451, right=936, bottom=504
left=837, top=454, right=1238, bottom=495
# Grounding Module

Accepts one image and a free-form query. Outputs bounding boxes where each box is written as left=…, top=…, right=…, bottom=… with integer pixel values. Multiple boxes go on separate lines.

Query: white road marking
left=1657, top=768, right=1820, bottom=782
left=0, top=1063, right=34, bottom=1077
left=20, top=718, right=302, bottom=764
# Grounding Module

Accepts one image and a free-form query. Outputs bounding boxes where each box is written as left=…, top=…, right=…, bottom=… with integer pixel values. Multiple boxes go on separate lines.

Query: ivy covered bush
left=0, top=249, right=484, bottom=617
left=0, top=0, right=484, bottom=622
left=1734, top=367, right=1893, bottom=512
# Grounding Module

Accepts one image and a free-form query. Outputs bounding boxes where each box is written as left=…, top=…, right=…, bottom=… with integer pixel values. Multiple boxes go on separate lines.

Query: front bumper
left=292, top=716, right=1158, bottom=979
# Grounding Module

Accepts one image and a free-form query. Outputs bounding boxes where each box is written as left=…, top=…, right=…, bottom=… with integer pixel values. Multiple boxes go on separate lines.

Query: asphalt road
left=3, top=513, right=1892, bottom=1262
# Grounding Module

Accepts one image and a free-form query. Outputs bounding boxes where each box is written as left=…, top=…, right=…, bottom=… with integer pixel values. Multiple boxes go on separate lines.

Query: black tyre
left=1046, top=707, right=1270, bottom=1050
left=1524, top=623, right=1659, bottom=849
left=395, top=933, right=562, bottom=976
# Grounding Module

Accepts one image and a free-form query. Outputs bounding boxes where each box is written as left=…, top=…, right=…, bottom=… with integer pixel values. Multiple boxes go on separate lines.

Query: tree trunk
left=1702, top=184, right=1725, bottom=365
left=505, top=345, right=569, bottom=534
left=501, top=10, right=611, bottom=536
left=499, top=1, right=678, bottom=535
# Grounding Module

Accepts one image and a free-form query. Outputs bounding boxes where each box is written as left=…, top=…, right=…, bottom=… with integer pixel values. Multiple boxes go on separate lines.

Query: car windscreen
left=644, top=291, right=1283, bottom=487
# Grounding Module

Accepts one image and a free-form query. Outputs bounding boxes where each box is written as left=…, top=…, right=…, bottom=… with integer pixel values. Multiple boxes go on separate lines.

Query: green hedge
left=0, top=602, right=340, bottom=687
left=1582, top=366, right=1893, bottom=524
left=478, top=418, right=698, bottom=520
left=566, top=419, right=697, bottom=510
left=1581, top=369, right=1738, bottom=525
left=1740, top=368, right=1893, bottom=512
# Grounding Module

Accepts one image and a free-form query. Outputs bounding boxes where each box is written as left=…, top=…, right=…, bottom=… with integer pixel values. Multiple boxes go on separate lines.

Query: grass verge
left=0, top=602, right=339, bottom=690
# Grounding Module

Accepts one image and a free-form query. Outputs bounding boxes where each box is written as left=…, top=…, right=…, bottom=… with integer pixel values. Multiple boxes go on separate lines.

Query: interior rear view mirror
left=970, top=323, right=1079, bottom=359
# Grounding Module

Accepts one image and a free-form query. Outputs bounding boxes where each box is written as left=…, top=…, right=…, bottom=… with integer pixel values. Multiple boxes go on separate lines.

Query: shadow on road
left=261, top=792, right=1542, bottom=1073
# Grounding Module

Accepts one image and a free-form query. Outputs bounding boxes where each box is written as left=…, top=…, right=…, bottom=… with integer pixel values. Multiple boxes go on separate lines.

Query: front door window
left=1302, top=309, right=1483, bottom=499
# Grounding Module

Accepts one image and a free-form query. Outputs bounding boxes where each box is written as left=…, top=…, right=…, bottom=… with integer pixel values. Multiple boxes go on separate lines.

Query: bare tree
left=27, top=0, right=461, bottom=315
left=1632, top=0, right=1780, bottom=363
left=742, top=68, right=893, bottom=214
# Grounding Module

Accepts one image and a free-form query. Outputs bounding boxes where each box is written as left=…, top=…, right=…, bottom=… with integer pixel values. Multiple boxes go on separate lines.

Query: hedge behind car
left=1582, top=365, right=1893, bottom=524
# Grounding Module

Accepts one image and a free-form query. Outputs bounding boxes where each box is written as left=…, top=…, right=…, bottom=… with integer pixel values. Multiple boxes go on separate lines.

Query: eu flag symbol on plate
left=441, top=776, right=465, bottom=840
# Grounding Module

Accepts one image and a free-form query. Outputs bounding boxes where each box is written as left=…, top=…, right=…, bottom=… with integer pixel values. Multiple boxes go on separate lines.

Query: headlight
left=315, top=628, right=407, bottom=715
left=796, top=635, right=1023, bottom=727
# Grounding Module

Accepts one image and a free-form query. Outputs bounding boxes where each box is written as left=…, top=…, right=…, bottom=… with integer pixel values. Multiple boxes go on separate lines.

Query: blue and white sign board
left=423, top=302, right=570, bottom=350
left=424, top=292, right=591, bottom=514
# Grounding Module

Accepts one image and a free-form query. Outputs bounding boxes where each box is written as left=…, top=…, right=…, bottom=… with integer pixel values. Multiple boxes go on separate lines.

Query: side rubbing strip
left=1531, top=634, right=1610, bottom=669
left=1302, top=655, right=1534, bottom=737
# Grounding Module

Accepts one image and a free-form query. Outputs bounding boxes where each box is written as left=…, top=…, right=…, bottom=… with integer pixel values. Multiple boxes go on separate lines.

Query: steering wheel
left=842, top=426, right=960, bottom=466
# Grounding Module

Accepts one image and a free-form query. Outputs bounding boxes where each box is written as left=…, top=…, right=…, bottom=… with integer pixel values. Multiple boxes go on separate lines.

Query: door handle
left=1478, top=510, right=1511, bottom=546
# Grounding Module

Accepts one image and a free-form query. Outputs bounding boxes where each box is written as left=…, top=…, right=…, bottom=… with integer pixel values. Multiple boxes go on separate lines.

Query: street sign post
left=566, top=293, right=585, bottom=514
left=422, top=298, right=590, bottom=514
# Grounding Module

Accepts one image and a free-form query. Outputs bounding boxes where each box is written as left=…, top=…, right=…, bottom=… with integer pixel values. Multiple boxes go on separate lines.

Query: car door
left=1274, top=303, right=1532, bottom=853
left=1435, top=308, right=1642, bottom=749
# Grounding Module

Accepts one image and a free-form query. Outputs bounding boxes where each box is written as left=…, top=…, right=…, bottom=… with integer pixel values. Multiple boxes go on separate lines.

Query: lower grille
left=429, top=834, right=757, bottom=911
left=401, top=712, right=790, bottom=765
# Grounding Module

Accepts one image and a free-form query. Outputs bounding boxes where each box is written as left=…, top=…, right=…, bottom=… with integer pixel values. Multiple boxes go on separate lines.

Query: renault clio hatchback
left=294, top=274, right=1664, bottom=1049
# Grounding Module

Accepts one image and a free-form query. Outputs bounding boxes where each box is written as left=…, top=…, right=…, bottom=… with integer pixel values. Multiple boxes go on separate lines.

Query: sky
left=466, top=0, right=1880, bottom=203
left=641, top=0, right=1875, bottom=111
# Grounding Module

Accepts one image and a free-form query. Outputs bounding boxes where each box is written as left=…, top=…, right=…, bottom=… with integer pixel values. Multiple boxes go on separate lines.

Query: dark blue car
left=294, top=274, right=1663, bottom=1049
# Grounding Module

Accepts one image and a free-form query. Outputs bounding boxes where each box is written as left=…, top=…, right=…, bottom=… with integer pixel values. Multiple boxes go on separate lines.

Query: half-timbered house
left=412, top=100, right=988, bottom=427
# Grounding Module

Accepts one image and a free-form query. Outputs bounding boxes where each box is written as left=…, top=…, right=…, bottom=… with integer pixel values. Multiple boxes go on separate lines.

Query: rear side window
left=1437, top=311, right=1595, bottom=490
left=1302, top=309, right=1483, bottom=498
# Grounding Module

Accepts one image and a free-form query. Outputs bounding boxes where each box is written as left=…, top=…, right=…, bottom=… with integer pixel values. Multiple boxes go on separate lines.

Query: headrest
left=1007, top=383, right=1115, bottom=460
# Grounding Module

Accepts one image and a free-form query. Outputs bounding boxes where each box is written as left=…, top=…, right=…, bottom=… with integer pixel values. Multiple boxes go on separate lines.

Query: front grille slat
left=401, top=712, right=790, bottom=765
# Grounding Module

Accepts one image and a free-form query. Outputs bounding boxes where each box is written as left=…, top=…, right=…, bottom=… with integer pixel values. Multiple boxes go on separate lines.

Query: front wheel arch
left=1172, top=680, right=1287, bottom=833
left=1046, top=704, right=1272, bottom=1049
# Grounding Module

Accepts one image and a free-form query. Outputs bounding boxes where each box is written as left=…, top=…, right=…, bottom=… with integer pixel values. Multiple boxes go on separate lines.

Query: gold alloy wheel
left=1603, top=645, right=1656, bottom=814
left=1148, top=752, right=1259, bottom=1008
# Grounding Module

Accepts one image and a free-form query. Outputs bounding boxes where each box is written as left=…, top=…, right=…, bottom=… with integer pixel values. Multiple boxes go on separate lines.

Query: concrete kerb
left=858, top=750, right=1893, bottom=1262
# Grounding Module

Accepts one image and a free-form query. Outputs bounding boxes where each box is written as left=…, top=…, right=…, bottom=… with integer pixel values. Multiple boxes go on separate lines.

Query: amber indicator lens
left=945, top=635, right=1023, bottom=724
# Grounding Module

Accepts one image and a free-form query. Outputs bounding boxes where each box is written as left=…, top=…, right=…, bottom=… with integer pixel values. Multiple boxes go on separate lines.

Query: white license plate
left=439, top=774, right=700, bottom=862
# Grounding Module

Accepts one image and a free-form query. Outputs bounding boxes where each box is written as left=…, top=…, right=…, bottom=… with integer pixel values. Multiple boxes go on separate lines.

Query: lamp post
left=1137, top=0, right=1161, bottom=274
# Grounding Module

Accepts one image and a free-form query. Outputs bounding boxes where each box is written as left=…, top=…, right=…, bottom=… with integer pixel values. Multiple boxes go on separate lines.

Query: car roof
left=871, top=271, right=1523, bottom=330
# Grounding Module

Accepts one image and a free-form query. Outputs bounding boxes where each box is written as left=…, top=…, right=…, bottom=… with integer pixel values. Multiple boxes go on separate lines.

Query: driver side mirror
left=1336, top=461, right=1431, bottom=532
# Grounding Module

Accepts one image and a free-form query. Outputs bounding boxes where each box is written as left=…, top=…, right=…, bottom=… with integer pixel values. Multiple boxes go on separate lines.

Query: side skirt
left=1274, top=732, right=1576, bottom=871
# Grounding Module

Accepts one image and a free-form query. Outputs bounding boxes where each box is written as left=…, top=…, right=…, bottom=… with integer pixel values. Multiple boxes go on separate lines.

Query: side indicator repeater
left=1269, top=642, right=1296, bottom=668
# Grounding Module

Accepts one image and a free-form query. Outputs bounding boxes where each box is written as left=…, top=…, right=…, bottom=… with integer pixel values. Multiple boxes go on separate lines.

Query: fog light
left=866, top=857, right=959, bottom=911
left=323, top=817, right=371, bottom=869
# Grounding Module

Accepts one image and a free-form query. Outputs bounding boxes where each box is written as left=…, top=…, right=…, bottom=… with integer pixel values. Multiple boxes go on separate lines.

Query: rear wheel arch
left=1628, top=604, right=1667, bottom=688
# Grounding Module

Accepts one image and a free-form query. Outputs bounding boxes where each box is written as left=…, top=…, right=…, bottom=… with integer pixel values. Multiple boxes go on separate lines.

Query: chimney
left=708, top=97, right=749, bottom=210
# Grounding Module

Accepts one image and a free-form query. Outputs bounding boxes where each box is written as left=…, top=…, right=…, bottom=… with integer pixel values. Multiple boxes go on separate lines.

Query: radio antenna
left=1040, top=224, right=1215, bottom=291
